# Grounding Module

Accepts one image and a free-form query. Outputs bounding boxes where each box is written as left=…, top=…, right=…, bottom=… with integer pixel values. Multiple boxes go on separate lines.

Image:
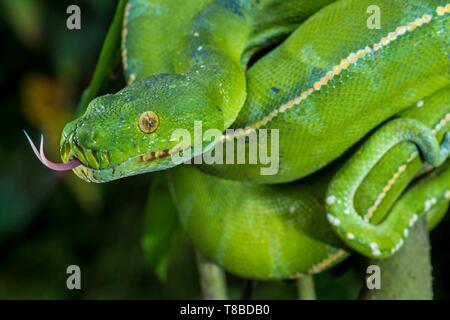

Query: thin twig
left=196, top=251, right=228, bottom=300
left=296, top=275, right=317, bottom=300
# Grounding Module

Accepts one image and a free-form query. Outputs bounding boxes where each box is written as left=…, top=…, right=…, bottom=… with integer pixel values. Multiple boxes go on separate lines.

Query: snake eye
left=138, top=111, right=159, bottom=133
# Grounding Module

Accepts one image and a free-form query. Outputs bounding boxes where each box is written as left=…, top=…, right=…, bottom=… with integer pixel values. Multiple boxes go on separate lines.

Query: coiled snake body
left=30, top=0, right=450, bottom=279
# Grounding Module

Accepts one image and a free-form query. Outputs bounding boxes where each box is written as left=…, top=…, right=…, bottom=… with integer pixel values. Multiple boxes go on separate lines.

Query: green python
left=29, top=0, right=450, bottom=280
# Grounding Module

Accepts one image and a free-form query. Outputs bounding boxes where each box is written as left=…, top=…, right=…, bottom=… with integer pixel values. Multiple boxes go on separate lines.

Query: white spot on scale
left=403, top=229, right=409, bottom=237
left=416, top=100, right=424, bottom=107
left=370, top=243, right=381, bottom=256
left=424, top=198, right=437, bottom=211
left=326, top=213, right=341, bottom=226
left=396, top=239, right=404, bottom=251
left=408, top=152, right=419, bottom=162
left=409, top=214, right=419, bottom=227
left=346, top=233, right=355, bottom=240
left=326, top=213, right=333, bottom=223
left=326, top=195, right=337, bottom=205
left=424, top=200, right=432, bottom=211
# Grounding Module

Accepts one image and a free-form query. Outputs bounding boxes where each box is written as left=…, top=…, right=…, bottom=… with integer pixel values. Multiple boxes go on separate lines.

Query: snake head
left=60, top=74, right=224, bottom=182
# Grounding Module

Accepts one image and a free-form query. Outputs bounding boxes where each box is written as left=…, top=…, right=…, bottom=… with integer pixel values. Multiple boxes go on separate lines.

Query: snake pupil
left=139, top=111, right=159, bottom=133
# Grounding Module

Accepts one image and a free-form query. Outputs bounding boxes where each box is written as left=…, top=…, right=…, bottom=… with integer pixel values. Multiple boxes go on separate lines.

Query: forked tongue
left=23, top=130, right=81, bottom=171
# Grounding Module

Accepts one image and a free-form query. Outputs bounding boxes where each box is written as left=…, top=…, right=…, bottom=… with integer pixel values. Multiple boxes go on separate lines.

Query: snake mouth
left=60, top=136, right=192, bottom=182
left=25, top=130, right=192, bottom=183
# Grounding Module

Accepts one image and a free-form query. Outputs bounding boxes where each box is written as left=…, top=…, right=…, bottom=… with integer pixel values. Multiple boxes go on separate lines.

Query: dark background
left=0, top=0, right=449, bottom=299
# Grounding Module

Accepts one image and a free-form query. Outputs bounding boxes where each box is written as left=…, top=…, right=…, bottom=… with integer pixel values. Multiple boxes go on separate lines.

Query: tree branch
left=360, top=218, right=433, bottom=300
left=196, top=251, right=228, bottom=300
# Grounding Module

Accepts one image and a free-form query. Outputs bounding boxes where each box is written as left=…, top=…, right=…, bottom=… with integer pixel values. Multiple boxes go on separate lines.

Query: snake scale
left=27, top=0, right=450, bottom=280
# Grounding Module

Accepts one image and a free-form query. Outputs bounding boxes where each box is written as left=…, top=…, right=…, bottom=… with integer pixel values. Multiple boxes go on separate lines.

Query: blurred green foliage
left=0, top=0, right=449, bottom=299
